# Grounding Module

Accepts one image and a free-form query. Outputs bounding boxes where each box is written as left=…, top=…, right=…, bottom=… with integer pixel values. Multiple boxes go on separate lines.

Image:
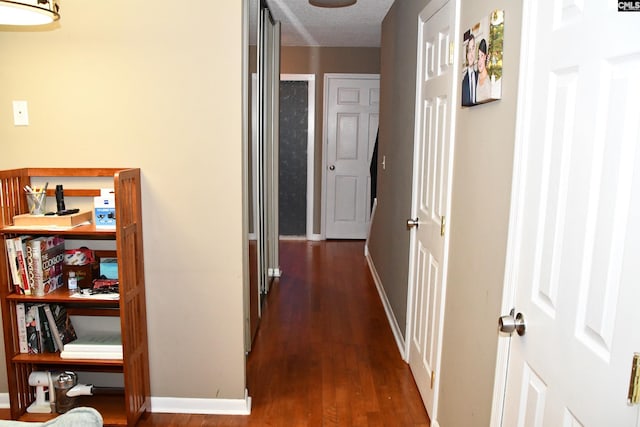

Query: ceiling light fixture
left=0, top=0, right=60, bottom=26
left=309, top=0, right=357, bottom=8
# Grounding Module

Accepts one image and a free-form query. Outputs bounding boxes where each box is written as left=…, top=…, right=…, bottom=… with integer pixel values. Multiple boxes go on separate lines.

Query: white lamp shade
left=309, top=0, right=357, bottom=8
left=0, top=0, right=60, bottom=26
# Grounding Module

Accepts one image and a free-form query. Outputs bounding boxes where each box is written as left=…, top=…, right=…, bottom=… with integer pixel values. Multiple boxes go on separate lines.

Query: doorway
left=279, top=74, right=315, bottom=240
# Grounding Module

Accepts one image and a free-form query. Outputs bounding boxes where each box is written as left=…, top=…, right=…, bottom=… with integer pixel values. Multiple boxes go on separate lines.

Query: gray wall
left=369, top=0, right=428, bottom=337
left=370, top=0, right=524, bottom=425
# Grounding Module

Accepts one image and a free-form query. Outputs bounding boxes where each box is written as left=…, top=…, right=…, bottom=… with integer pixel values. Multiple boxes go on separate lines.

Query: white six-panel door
left=497, top=1, right=640, bottom=425
left=323, top=74, right=379, bottom=239
left=407, top=0, right=456, bottom=421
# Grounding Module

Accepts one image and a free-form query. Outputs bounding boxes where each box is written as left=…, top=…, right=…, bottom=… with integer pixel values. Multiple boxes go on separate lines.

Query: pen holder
left=26, top=193, right=47, bottom=215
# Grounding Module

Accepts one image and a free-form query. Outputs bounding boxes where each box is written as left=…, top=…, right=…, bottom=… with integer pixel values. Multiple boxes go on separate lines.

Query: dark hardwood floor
left=140, top=240, right=429, bottom=426
left=0, top=241, right=428, bottom=426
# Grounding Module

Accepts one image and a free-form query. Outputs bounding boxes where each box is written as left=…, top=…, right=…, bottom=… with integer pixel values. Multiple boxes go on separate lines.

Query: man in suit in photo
left=461, top=33, right=477, bottom=107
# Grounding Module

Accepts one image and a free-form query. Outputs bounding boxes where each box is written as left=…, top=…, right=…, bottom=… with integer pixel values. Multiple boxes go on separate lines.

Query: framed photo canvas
left=461, top=10, right=504, bottom=107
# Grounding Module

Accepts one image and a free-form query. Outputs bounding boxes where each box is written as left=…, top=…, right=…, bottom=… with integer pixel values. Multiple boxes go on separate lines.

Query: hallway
left=247, top=240, right=429, bottom=425
left=141, top=240, right=430, bottom=426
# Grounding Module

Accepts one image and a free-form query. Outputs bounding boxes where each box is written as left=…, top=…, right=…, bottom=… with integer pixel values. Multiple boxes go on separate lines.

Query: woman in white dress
left=475, top=38, right=491, bottom=103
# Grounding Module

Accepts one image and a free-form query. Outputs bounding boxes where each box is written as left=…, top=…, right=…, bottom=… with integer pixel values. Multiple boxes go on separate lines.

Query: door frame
left=489, top=0, right=532, bottom=423
left=490, top=0, right=534, bottom=427
left=321, top=73, right=380, bottom=239
left=280, top=74, right=316, bottom=241
left=405, top=0, right=460, bottom=424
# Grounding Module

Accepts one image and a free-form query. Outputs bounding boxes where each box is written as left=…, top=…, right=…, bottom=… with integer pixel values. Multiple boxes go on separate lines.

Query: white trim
left=281, top=74, right=316, bottom=240
left=490, top=1, right=535, bottom=426
left=364, top=198, right=377, bottom=257
left=0, top=391, right=253, bottom=416
left=151, top=390, right=252, bottom=415
left=309, top=233, right=323, bottom=241
left=279, top=235, right=307, bottom=241
left=0, top=392, right=9, bottom=408
left=365, top=252, right=407, bottom=360
left=321, top=73, right=380, bottom=239
left=268, top=267, right=282, bottom=278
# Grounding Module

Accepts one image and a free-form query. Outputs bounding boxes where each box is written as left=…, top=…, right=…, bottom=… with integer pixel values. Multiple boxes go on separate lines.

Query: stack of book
left=16, top=303, right=77, bottom=354
left=5, top=235, right=65, bottom=296
left=60, top=333, right=122, bottom=360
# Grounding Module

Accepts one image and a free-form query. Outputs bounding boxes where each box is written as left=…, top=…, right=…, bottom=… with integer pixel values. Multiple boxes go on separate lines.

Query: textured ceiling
left=266, top=0, right=394, bottom=47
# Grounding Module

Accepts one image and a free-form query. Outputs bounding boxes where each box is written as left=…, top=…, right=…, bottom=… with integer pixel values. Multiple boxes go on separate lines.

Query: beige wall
left=438, top=0, right=523, bottom=424
left=371, top=0, right=524, bottom=425
left=281, top=47, right=380, bottom=234
left=0, top=1, right=246, bottom=399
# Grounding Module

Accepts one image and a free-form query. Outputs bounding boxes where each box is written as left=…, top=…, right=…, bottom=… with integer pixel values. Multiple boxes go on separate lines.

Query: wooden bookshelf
left=0, top=168, right=150, bottom=427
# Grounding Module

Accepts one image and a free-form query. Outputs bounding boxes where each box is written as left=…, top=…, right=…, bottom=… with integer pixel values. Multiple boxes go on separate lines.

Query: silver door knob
left=329, top=165, right=335, bottom=170
left=498, top=309, right=526, bottom=336
left=406, top=217, right=420, bottom=229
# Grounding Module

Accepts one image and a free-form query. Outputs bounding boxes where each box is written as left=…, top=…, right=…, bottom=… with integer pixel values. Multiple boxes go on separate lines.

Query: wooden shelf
left=11, top=352, right=123, bottom=367
left=7, top=287, right=120, bottom=306
left=0, top=223, right=116, bottom=238
left=0, top=168, right=150, bottom=425
left=16, top=394, right=127, bottom=426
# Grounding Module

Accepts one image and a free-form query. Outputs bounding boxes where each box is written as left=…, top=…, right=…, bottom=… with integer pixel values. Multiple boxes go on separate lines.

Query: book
left=37, top=305, right=56, bottom=353
left=59, top=350, right=122, bottom=360
left=5, top=239, right=22, bottom=294
left=42, top=304, right=76, bottom=352
left=15, top=303, right=28, bottom=354
left=13, top=237, right=32, bottom=295
left=33, top=304, right=44, bottom=353
left=25, top=236, right=65, bottom=296
left=24, top=304, right=40, bottom=354
left=43, top=304, right=63, bottom=352
left=62, top=333, right=122, bottom=353
left=50, top=304, right=77, bottom=347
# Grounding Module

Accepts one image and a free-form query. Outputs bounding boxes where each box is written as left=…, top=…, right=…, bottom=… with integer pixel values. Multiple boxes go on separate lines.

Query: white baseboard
left=151, top=389, right=252, bottom=415
left=0, top=391, right=253, bottom=415
left=0, top=393, right=8, bottom=408
left=279, top=235, right=307, bottom=241
left=268, top=267, right=282, bottom=278
left=309, top=233, right=323, bottom=241
left=364, top=253, right=407, bottom=360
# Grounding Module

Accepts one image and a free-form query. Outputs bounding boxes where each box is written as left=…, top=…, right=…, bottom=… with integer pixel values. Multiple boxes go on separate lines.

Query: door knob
left=498, top=309, right=526, bottom=336
left=329, top=165, right=335, bottom=170
left=406, top=217, right=420, bottom=229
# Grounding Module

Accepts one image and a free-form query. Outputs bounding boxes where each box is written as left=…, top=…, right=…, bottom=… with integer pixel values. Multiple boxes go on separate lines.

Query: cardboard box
left=94, top=189, right=115, bottom=228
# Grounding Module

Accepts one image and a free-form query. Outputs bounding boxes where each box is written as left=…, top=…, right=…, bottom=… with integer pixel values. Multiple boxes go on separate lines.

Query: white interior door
left=323, top=74, right=379, bottom=239
left=407, top=0, right=456, bottom=420
left=496, top=1, right=640, bottom=425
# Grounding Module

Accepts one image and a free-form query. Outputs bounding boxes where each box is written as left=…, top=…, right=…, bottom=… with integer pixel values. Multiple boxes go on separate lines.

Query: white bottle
left=68, top=271, right=78, bottom=295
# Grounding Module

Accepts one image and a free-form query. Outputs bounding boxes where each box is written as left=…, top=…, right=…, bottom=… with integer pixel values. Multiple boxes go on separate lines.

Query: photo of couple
left=461, top=10, right=504, bottom=107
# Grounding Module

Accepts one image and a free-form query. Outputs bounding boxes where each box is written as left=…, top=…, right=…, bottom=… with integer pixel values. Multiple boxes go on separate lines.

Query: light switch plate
left=12, top=100, right=29, bottom=126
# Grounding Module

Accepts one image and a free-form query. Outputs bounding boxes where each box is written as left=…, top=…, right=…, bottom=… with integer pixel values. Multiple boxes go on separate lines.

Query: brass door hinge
left=440, top=216, right=446, bottom=237
left=431, top=371, right=436, bottom=389
left=449, top=41, right=454, bottom=65
left=628, top=353, right=640, bottom=405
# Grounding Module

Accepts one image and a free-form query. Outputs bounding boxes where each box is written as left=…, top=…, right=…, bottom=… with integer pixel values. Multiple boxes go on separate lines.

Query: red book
left=25, top=236, right=65, bottom=296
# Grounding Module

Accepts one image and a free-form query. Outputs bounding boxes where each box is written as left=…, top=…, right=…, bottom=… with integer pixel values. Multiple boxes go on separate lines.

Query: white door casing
left=493, top=1, right=640, bottom=426
left=323, top=74, right=380, bottom=239
left=406, top=0, right=458, bottom=421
